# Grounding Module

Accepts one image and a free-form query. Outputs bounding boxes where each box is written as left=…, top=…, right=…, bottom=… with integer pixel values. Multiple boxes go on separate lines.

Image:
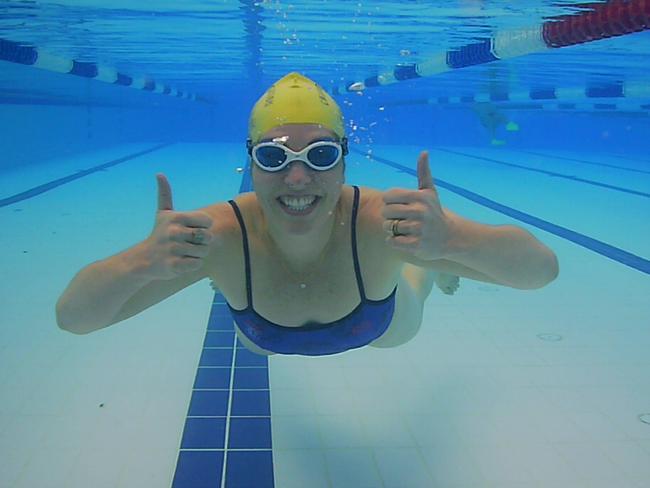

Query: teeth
left=280, top=195, right=317, bottom=210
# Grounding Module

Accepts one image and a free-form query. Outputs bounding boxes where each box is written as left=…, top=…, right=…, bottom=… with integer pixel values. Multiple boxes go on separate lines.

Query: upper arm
left=362, top=187, right=506, bottom=286
left=110, top=201, right=238, bottom=325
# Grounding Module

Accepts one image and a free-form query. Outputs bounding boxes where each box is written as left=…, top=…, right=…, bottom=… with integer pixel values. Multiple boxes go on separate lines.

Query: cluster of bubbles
left=341, top=90, right=391, bottom=163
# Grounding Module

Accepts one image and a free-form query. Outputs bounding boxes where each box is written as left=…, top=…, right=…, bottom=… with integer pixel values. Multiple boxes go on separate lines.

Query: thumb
left=156, top=173, right=174, bottom=211
left=417, top=151, right=434, bottom=190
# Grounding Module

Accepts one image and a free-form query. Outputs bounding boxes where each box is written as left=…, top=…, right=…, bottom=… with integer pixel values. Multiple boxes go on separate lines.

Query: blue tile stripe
left=173, top=164, right=275, bottom=488
left=354, top=148, right=650, bottom=275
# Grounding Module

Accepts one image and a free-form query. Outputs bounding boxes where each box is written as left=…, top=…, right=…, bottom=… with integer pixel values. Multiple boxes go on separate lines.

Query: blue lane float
left=335, top=0, right=650, bottom=94
left=422, top=81, right=650, bottom=112
left=0, top=37, right=206, bottom=102
left=388, top=80, right=650, bottom=113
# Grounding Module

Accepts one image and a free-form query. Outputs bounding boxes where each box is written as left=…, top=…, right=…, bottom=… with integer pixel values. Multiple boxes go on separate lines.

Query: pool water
left=1, top=2, right=649, bottom=487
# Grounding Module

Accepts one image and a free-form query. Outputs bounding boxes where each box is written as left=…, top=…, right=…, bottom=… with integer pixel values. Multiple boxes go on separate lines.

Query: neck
left=263, top=199, right=343, bottom=272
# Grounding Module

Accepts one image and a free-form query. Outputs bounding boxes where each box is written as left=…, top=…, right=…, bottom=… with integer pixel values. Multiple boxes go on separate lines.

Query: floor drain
left=537, top=333, right=563, bottom=342
left=639, top=414, right=650, bottom=425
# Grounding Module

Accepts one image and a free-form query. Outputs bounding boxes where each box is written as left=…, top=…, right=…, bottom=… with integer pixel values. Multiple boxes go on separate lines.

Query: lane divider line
left=435, top=148, right=650, bottom=199
left=515, top=149, right=650, bottom=175
left=0, top=38, right=209, bottom=102
left=0, top=143, right=173, bottom=207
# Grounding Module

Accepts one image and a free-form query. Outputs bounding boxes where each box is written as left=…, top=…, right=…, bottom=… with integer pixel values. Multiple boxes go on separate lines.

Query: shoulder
left=194, top=195, right=254, bottom=292
left=353, top=186, right=403, bottom=265
left=197, top=192, right=257, bottom=238
left=355, top=186, right=382, bottom=224
left=194, top=194, right=256, bottom=267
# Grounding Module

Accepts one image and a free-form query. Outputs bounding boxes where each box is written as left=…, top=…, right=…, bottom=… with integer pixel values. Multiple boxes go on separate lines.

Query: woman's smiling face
left=251, top=123, right=345, bottom=235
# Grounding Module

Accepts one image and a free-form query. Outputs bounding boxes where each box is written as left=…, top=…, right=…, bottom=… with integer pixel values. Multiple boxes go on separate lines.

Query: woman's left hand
left=381, top=151, right=455, bottom=261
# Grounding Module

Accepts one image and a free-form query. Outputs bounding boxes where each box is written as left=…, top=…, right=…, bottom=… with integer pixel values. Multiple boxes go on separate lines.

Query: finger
left=382, top=219, right=421, bottom=236
left=381, top=204, right=419, bottom=221
left=417, top=151, right=434, bottom=190
left=385, top=234, right=419, bottom=249
left=156, top=173, right=173, bottom=211
left=176, top=211, right=213, bottom=229
left=179, top=228, right=213, bottom=245
left=382, top=188, right=422, bottom=205
left=175, top=242, right=208, bottom=259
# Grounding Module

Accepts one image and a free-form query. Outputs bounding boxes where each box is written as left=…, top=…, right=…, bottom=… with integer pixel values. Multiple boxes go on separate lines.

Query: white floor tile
left=318, top=414, right=368, bottom=448
left=12, top=448, right=81, bottom=488
left=372, top=447, right=434, bottom=487
left=324, top=447, right=383, bottom=487
left=271, top=415, right=323, bottom=449
left=273, top=449, right=329, bottom=488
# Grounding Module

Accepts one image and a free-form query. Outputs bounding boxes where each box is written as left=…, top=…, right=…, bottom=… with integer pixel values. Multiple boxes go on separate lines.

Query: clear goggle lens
left=251, top=140, right=344, bottom=172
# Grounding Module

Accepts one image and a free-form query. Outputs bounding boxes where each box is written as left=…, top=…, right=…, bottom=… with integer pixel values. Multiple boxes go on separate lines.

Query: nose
left=283, top=159, right=312, bottom=187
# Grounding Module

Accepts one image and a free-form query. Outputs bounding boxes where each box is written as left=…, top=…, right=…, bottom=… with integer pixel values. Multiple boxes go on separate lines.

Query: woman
left=56, top=72, right=559, bottom=356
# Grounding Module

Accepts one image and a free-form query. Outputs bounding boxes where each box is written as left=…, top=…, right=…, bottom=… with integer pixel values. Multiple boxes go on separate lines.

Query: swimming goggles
left=247, top=138, right=348, bottom=172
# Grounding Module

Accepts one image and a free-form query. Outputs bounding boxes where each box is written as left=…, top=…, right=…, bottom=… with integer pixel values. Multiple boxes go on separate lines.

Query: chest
left=212, top=197, right=400, bottom=327
left=252, top=242, right=360, bottom=324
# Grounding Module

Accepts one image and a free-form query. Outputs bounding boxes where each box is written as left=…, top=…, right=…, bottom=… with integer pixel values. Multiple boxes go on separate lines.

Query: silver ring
left=191, top=229, right=204, bottom=244
left=391, top=219, right=402, bottom=237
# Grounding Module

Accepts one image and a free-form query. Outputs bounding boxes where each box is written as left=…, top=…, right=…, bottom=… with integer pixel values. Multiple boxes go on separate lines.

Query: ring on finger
left=391, top=219, right=403, bottom=237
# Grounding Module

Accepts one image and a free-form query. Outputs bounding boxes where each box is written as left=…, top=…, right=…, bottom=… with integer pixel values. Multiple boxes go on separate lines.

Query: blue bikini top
left=226, top=185, right=396, bottom=356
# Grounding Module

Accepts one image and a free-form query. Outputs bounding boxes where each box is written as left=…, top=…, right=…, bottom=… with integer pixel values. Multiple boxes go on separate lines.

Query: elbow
left=55, top=299, right=69, bottom=331
left=541, top=251, right=560, bottom=287
left=57, top=323, right=88, bottom=335
left=55, top=300, right=90, bottom=335
left=524, top=252, right=559, bottom=290
left=549, top=253, right=560, bottom=283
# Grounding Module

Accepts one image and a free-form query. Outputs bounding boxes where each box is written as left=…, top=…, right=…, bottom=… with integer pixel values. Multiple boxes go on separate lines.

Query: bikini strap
left=227, top=200, right=253, bottom=308
left=229, top=189, right=365, bottom=308
left=350, top=185, right=367, bottom=301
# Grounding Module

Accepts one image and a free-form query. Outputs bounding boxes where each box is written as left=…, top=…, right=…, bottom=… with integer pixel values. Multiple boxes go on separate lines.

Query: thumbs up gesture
left=140, top=174, right=214, bottom=280
left=381, top=151, right=453, bottom=261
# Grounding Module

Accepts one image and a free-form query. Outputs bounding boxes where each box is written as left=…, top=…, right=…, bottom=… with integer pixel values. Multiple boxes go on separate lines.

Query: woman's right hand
left=139, top=173, right=214, bottom=281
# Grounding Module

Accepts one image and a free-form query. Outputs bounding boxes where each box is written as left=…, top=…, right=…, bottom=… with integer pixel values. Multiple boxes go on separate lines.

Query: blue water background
left=1, top=0, right=649, bottom=168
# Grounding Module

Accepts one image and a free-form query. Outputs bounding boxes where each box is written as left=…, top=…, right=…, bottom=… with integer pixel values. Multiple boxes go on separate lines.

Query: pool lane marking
left=434, top=148, right=650, bottom=199
left=220, top=332, right=238, bottom=488
left=514, top=150, right=650, bottom=175
left=0, top=143, right=173, bottom=207
left=355, top=148, right=650, bottom=275
left=171, top=161, right=275, bottom=488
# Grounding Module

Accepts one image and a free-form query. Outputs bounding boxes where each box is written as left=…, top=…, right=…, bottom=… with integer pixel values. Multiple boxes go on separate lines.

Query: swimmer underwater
left=56, top=72, right=559, bottom=356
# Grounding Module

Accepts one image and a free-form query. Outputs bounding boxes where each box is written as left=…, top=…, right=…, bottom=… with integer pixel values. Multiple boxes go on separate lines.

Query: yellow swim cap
left=248, top=72, right=345, bottom=143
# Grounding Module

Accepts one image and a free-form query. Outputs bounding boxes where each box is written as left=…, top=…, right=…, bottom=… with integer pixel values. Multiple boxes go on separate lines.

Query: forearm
left=444, top=220, right=559, bottom=289
left=56, top=242, right=153, bottom=334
